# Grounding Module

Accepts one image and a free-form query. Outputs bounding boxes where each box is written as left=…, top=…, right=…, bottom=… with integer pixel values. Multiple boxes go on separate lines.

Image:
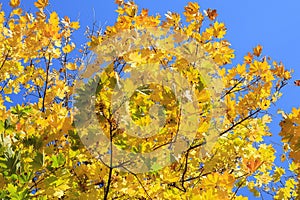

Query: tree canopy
left=0, top=0, right=299, bottom=199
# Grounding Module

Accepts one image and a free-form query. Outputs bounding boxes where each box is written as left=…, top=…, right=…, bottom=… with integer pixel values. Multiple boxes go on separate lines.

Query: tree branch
left=42, top=55, right=51, bottom=112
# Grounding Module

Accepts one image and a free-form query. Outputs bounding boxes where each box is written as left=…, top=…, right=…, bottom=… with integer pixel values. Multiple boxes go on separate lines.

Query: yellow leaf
left=65, top=63, right=77, bottom=70
left=5, top=96, right=13, bottom=103
left=34, top=0, right=48, bottom=9
left=124, top=1, right=137, bottom=17
left=70, top=21, right=80, bottom=29
left=262, top=114, right=272, bottom=123
left=235, top=196, right=248, bottom=200
left=260, top=99, right=270, bottom=110
left=127, top=52, right=143, bottom=67
left=62, top=43, right=75, bottom=54
left=53, top=48, right=61, bottom=58
left=236, top=64, right=246, bottom=75
left=49, top=12, right=59, bottom=27
left=289, top=162, right=299, bottom=173
left=54, top=40, right=62, bottom=47
left=53, top=190, right=64, bottom=198
left=273, top=167, right=285, bottom=182
left=283, top=70, right=291, bottom=80
left=11, top=8, right=22, bottom=16
left=184, top=2, right=200, bottom=22
left=9, top=0, right=20, bottom=8
left=24, top=157, right=33, bottom=163
left=4, top=87, right=12, bottom=94
left=211, top=21, right=226, bottom=38
left=218, top=68, right=226, bottom=77
left=285, top=178, right=297, bottom=189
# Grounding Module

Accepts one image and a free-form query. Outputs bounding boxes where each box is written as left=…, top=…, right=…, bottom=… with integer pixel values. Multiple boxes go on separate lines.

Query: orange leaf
left=115, top=0, right=124, bottom=6
left=253, top=44, right=263, bottom=57
left=184, top=2, right=200, bottom=16
left=244, top=52, right=253, bottom=64
left=294, top=80, right=300, bottom=86
left=244, top=157, right=263, bottom=173
left=9, top=0, right=20, bottom=8
left=34, top=0, right=49, bottom=9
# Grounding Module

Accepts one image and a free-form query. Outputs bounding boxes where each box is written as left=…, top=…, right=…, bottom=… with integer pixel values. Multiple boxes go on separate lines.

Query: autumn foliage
left=0, top=0, right=298, bottom=199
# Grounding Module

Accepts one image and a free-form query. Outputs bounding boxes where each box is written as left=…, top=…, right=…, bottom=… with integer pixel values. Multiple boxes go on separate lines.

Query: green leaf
left=150, top=162, right=162, bottom=172
left=19, top=172, right=32, bottom=184
left=51, top=153, right=65, bottom=168
left=31, top=152, right=44, bottom=170
left=7, top=183, right=17, bottom=194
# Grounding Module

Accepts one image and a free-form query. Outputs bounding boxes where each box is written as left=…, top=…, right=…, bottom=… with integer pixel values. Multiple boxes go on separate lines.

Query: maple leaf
left=34, top=0, right=49, bottom=9
left=115, top=0, right=124, bottom=6
left=0, top=1, right=296, bottom=199
left=243, top=157, right=264, bottom=173
left=244, top=52, right=253, bottom=64
left=9, top=0, right=20, bottom=8
left=253, top=44, right=263, bottom=57
left=204, top=8, right=218, bottom=21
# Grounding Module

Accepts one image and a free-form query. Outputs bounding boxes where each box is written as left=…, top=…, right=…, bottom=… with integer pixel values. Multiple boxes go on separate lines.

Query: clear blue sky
left=3, top=0, right=300, bottom=199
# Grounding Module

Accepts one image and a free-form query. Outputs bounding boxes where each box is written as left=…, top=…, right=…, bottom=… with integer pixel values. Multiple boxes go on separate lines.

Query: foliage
left=0, top=0, right=298, bottom=199
left=278, top=108, right=300, bottom=199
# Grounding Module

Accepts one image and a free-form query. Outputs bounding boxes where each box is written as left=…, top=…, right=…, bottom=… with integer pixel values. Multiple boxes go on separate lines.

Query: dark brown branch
left=230, top=179, right=246, bottom=200
left=0, top=52, right=9, bottom=72
left=220, top=77, right=245, bottom=99
left=42, top=55, right=51, bottom=112
left=0, top=80, right=9, bottom=94
left=122, top=167, right=152, bottom=199
left=180, top=150, right=189, bottom=192
left=104, top=116, right=114, bottom=200
left=153, top=101, right=182, bottom=151
left=219, top=108, right=261, bottom=137
left=188, top=108, right=261, bottom=152
left=104, top=166, right=113, bottom=200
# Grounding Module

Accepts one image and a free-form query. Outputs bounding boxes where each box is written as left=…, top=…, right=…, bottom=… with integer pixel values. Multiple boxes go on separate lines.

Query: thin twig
left=42, top=55, right=51, bottom=112
left=122, top=167, right=152, bottom=199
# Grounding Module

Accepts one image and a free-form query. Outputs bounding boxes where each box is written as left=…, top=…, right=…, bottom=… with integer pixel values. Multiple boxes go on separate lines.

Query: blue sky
left=3, top=0, right=300, bottom=198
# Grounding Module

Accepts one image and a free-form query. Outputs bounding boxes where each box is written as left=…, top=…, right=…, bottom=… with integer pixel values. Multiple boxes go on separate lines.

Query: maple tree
left=0, top=0, right=299, bottom=199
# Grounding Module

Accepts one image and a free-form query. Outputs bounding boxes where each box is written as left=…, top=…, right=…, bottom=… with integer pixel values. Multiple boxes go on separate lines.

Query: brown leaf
left=205, top=9, right=218, bottom=20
